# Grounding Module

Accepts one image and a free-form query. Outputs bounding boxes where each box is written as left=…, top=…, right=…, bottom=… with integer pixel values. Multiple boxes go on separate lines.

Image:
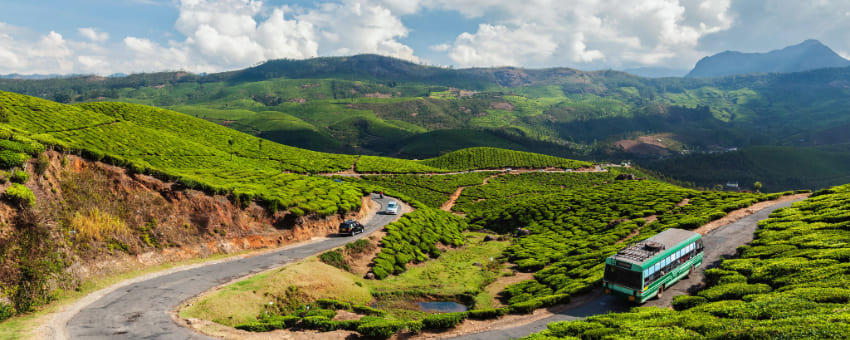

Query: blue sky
left=0, top=0, right=848, bottom=75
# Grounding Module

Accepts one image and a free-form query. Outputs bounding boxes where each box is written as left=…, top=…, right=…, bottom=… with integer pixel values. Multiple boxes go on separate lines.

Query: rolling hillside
left=4, top=54, right=850, bottom=190
left=0, top=91, right=597, bottom=324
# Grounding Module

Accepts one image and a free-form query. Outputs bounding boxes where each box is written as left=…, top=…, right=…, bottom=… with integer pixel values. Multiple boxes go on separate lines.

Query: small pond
left=418, top=301, right=468, bottom=313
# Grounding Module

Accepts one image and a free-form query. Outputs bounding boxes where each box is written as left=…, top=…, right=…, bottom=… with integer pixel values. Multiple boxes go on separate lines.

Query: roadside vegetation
left=197, top=166, right=791, bottom=338
left=181, top=233, right=512, bottom=334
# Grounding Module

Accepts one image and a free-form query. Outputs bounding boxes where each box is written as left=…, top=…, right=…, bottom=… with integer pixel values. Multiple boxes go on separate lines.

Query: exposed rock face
left=0, top=151, right=372, bottom=285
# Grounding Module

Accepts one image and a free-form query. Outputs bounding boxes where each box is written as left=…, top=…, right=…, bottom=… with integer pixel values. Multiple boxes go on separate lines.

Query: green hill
left=646, top=145, right=850, bottom=192
left=420, top=147, right=591, bottom=171
left=0, top=91, right=595, bottom=215
left=5, top=54, right=850, bottom=189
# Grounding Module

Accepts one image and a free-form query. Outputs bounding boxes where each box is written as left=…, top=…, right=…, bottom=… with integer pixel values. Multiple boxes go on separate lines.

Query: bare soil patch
left=482, top=269, right=535, bottom=307
left=347, top=232, right=385, bottom=276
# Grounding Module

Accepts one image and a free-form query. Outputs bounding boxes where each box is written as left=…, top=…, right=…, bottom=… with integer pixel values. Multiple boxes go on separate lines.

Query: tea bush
left=370, top=208, right=466, bottom=279
left=419, top=147, right=591, bottom=171
left=422, top=312, right=468, bottom=329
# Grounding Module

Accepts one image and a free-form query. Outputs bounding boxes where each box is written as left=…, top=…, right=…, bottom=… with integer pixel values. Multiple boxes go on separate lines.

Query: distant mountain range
left=687, top=39, right=850, bottom=77
left=622, top=67, right=689, bottom=78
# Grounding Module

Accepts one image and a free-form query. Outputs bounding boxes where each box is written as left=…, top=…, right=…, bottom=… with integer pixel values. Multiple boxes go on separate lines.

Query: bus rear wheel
left=656, top=285, right=664, bottom=299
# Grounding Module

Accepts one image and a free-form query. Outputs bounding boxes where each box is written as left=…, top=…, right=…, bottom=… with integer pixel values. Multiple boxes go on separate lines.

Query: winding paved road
left=448, top=197, right=806, bottom=340
left=65, top=196, right=401, bottom=339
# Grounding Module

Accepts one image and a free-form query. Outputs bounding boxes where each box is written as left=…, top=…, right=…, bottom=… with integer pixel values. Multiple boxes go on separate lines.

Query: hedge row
left=371, top=208, right=467, bottom=279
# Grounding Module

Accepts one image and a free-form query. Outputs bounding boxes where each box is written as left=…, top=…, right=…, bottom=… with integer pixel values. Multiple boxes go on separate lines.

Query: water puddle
left=418, top=301, right=468, bottom=313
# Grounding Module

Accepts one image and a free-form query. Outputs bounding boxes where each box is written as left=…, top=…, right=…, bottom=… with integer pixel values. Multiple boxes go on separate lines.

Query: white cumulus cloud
left=79, top=27, right=109, bottom=43
left=433, top=0, right=734, bottom=69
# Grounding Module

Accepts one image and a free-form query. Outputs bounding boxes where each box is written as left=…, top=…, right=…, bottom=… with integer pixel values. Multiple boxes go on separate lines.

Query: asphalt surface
left=66, top=195, right=400, bottom=340
left=448, top=197, right=806, bottom=340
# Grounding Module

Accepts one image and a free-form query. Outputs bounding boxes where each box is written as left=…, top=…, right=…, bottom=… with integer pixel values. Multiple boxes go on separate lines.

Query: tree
left=753, top=181, right=762, bottom=193
left=228, top=138, right=234, bottom=161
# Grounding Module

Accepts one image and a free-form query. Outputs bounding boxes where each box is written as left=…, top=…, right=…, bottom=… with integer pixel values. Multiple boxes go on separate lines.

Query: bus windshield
left=604, top=264, right=642, bottom=289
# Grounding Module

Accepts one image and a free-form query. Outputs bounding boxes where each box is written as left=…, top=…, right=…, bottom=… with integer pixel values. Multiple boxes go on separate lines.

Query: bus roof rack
left=612, top=228, right=700, bottom=265
left=616, top=241, right=666, bottom=262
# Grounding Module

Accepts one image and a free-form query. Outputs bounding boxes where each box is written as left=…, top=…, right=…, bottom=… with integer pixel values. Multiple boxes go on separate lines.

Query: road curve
left=66, top=195, right=402, bottom=340
left=448, top=197, right=806, bottom=340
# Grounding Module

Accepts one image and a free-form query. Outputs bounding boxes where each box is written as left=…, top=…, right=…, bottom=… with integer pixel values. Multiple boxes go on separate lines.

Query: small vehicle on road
left=339, top=220, right=364, bottom=236
left=385, top=200, right=399, bottom=215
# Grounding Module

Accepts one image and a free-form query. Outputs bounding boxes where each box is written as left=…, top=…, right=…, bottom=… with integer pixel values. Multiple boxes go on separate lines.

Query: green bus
left=603, top=228, right=704, bottom=303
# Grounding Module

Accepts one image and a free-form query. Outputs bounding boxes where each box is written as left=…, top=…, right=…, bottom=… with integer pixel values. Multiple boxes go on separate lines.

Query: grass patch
left=182, top=232, right=511, bottom=328
left=368, top=232, right=509, bottom=299
left=180, top=258, right=372, bottom=327
left=70, top=208, right=129, bottom=240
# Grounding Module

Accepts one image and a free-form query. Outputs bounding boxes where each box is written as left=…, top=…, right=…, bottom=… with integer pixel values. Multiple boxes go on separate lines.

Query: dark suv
left=339, top=220, right=364, bottom=236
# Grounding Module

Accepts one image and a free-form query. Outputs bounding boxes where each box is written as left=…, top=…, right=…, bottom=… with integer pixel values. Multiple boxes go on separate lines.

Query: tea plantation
left=354, top=172, right=495, bottom=208
left=419, top=147, right=592, bottom=171
left=473, top=180, right=771, bottom=306
left=524, top=186, right=850, bottom=339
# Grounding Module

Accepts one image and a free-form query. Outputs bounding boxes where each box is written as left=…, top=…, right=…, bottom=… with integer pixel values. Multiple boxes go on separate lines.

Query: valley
left=6, top=54, right=850, bottom=191
left=0, top=49, right=849, bottom=340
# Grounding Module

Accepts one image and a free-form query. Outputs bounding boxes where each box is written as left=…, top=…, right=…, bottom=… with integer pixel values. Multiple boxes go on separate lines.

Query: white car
left=385, top=201, right=399, bottom=215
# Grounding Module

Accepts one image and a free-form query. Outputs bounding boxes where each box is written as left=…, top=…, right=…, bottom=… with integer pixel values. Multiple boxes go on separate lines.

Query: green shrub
left=35, top=153, right=49, bottom=175
left=332, top=319, right=363, bottom=331
left=406, top=320, right=424, bottom=333
left=316, top=298, right=351, bottom=310
left=0, top=150, right=27, bottom=168
left=703, top=268, right=739, bottom=286
left=318, top=250, right=350, bottom=271
left=544, top=321, right=606, bottom=337
left=372, top=266, right=390, bottom=280
left=356, top=319, right=407, bottom=338
left=235, top=322, right=272, bottom=332
left=4, top=183, right=35, bottom=207
left=811, top=188, right=836, bottom=197
left=301, top=316, right=336, bottom=331
left=0, top=301, right=13, bottom=321
left=468, top=307, right=509, bottom=319
left=304, top=309, right=337, bottom=319
left=10, top=169, right=28, bottom=183
left=698, top=283, right=772, bottom=301
left=672, top=295, right=707, bottom=311
left=422, top=312, right=469, bottom=329
left=509, top=299, right=544, bottom=314
left=345, top=238, right=373, bottom=254
left=249, top=315, right=300, bottom=331
left=353, top=304, right=387, bottom=316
